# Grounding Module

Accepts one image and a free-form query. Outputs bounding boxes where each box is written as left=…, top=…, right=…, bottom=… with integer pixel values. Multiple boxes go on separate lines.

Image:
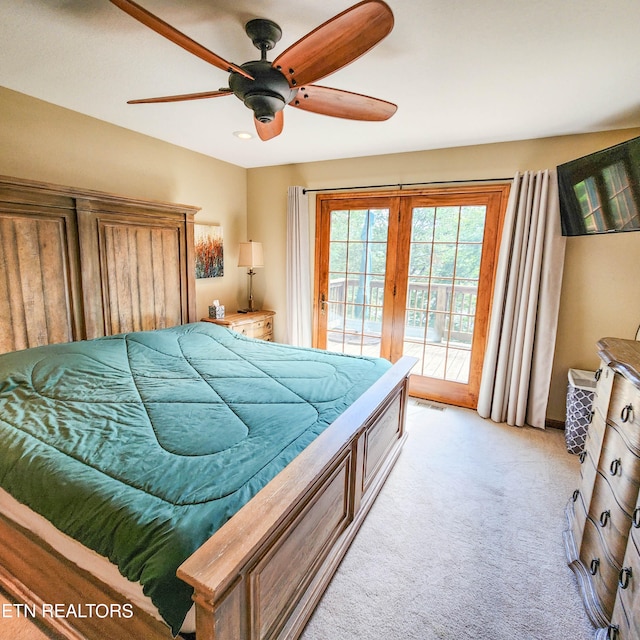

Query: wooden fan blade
left=290, top=84, right=396, bottom=121
left=255, top=111, right=284, bottom=141
left=273, top=0, right=393, bottom=87
left=127, top=89, right=233, bottom=104
left=109, top=0, right=252, bottom=79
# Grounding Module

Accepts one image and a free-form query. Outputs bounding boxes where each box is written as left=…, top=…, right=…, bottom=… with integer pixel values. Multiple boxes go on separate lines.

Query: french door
left=313, top=186, right=509, bottom=409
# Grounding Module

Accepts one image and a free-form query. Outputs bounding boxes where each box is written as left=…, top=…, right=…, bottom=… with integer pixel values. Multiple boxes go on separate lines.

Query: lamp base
left=238, top=270, right=259, bottom=314
left=238, top=298, right=259, bottom=313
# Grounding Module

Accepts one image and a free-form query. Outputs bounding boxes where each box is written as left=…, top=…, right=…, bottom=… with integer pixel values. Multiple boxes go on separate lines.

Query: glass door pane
left=326, top=208, right=389, bottom=357
left=403, top=204, right=486, bottom=383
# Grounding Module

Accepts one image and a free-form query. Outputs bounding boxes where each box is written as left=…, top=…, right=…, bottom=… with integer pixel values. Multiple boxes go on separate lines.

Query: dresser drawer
left=580, top=441, right=600, bottom=513
left=599, top=424, right=640, bottom=517
left=570, top=488, right=589, bottom=556
left=594, top=365, right=616, bottom=421
left=589, top=472, right=632, bottom=566
left=611, top=530, right=640, bottom=640
left=586, top=407, right=607, bottom=463
left=607, top=605, right=631, bottom=640
left=581, top=517, right=621, bottom=618
left=608, top=376, right=640, bottom=453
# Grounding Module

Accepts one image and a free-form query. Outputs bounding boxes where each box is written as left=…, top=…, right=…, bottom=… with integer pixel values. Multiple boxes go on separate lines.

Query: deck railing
left=328, top=277, right=477, bottom=344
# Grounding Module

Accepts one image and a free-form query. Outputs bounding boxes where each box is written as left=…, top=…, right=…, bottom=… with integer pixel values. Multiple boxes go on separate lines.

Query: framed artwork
left=194, top=224, right=224, bottom=278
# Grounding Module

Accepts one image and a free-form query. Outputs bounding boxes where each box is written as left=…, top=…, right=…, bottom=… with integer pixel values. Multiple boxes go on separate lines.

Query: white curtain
left=285, top=186, right=312, bottom=347
left=477, top=170, right=566, bottom=429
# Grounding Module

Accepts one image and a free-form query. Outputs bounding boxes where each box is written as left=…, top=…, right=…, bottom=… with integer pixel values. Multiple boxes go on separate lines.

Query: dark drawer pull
left=634, top=507, right=640, bottom=528
left=590, top=558, right=600, bottom=575
left=579, top=451, right=587, bottom=464
left=607, top=625, right=619, bottom=640
left=621, top=403, right=634, bottom=423
left=619, top=567, right=633, bottom=589
left=572, top=489, right=580, bottom=502
left=599, top=510, right=611, bottom=527
left=610, top=458, right=621, bottom=476
left=588, top=410, right=594, bottom=424
left=595, top=368, right=602, bottom=381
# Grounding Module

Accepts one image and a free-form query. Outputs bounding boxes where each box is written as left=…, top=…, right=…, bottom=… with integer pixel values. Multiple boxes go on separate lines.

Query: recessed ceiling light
left=233, top=131, right=253, bottom=140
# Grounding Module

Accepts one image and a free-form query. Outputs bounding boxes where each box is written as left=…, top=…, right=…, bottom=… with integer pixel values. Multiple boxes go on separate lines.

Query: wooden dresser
left=201, top=310, right=275, bottom=341
left=565, top=338, right=640, bottom=640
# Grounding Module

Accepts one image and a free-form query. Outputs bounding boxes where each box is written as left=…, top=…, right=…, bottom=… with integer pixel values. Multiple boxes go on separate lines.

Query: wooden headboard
left=0, top=175, right=199, bottom=354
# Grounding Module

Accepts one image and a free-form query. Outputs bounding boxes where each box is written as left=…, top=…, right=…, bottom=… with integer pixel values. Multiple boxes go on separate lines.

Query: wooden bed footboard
left=178, top=356, right=416, bottom=640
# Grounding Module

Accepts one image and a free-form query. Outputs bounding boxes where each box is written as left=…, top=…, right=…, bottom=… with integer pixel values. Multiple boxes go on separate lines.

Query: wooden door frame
left=393, top=186, right=510, bottom=408
left=313, top=194, right=400, bottom=358
left=313, top=185, right=510, bottom=409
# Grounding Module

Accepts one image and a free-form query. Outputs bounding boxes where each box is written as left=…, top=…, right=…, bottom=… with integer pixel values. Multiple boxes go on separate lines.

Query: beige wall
left=3, top=85, right=639, bottom=423
left=247, top=128, right=640, bottom=422
left=0, top=86, right=248, bottom=318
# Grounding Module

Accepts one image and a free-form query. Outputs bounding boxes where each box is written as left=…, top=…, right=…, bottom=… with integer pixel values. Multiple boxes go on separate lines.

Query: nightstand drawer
left=201, top=311, right=275, bottom=342
left=237, top=319, right=273, bottom=340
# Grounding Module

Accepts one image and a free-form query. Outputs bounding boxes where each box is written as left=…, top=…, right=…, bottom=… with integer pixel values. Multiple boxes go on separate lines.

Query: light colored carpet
left=300, top=400, right=595, bottom=640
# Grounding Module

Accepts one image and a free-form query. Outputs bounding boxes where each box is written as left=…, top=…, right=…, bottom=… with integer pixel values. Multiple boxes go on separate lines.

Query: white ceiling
left=2, top=0, right=640, bottom=169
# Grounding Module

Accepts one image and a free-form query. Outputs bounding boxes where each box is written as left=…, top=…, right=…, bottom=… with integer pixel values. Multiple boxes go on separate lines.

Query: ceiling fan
left=108, top=0, right=397, bottom=140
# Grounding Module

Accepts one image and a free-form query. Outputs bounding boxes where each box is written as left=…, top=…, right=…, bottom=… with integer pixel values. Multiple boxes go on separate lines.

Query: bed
left=0, top=175, right=414, bottom=640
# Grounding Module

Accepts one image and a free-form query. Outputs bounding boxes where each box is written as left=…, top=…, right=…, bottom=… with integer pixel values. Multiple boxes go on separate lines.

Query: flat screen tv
left=557, top=135, right=640, bottom=236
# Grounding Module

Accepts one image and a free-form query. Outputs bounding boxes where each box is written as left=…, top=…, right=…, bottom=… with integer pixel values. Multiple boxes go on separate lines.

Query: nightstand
left=201, top=310, right=275, bottom=341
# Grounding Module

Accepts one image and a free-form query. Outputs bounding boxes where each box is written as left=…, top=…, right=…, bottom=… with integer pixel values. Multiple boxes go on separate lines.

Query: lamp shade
left=238, top=241, right=264, bottom=268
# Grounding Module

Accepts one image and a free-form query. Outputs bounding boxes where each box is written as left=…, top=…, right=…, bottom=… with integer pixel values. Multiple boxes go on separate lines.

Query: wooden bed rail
left=178, top=356, right=416, bottom=640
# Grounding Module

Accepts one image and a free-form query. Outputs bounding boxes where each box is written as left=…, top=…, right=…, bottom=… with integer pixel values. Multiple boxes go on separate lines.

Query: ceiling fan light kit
left=108, top=0, right=397, bottom=140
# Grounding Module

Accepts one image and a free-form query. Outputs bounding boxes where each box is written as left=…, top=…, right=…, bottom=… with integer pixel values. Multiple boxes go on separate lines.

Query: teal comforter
left=0, top=322, right=390, bottom=634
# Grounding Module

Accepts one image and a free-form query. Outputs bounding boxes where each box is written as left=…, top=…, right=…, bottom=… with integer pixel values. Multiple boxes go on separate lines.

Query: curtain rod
left=302, top=176, right=513, bottom=194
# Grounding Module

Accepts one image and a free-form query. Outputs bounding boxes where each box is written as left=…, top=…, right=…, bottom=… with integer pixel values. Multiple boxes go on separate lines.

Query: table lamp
left=237, top=241, right=264, bottom=312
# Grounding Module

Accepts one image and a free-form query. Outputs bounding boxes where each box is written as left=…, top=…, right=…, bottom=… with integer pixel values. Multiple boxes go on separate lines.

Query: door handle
left=320, top=293, right=330, bottom=315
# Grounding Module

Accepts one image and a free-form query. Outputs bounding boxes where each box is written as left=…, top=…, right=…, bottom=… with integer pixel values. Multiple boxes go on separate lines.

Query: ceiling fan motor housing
left=229, top=60, right=297, bottom=123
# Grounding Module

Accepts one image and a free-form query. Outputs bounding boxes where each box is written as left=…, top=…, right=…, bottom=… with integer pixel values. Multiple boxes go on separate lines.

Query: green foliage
left=409, top=206, right=486, bottom=281
left=329, top=209, right=389, bottom=278
left=327, top=205, right=486, bottom=336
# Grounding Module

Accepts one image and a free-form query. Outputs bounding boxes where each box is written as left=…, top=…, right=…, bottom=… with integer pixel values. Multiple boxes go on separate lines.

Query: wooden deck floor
left=328, top=338, right=471, bottom=383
